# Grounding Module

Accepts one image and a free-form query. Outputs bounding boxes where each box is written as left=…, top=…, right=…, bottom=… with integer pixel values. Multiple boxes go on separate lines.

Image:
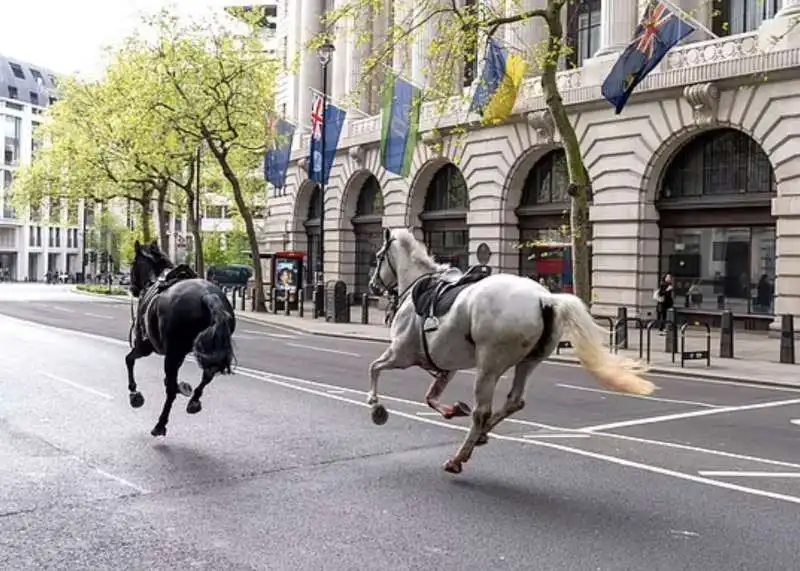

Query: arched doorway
left=303, top=183, right=322, bottom=291
left=352, top=175, right=384, bottom=297
left=420, top=163, right=469, bottom=270
left=657, top=128, right=776, bottom=317
left=516, top=149, right=573, bottom=292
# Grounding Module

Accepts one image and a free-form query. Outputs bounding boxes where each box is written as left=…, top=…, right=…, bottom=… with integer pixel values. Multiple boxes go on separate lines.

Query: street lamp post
left=315, top=40, right=335, bottom=318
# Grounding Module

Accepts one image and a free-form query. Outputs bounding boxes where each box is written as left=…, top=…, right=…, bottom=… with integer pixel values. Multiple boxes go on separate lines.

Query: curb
left=71, top=287, right=130, bottom=303
left=236, top=312, right=800, bottom=391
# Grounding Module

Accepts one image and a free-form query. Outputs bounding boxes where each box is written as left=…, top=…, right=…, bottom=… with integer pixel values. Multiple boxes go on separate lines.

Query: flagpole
left=309, top=87, right=370, bottom=118
left=659, top=0, right=719, bottom=39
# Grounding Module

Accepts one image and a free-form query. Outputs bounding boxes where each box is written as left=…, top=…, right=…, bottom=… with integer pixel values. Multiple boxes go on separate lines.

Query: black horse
left=126, top=240, right=236, bottom=437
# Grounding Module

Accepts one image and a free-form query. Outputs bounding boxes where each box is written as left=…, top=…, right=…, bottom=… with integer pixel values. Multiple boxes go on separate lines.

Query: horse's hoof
left=371, top=404, right=389, bottom=425
left=151, top=425, right=167, bottom=437
left=177, top=382, right=193, bottom=397
left=129, top=392, right=144, bottom=408
left=443, top=459, right=463, bottom=474
left=476, top=434, right=490, bottom=446
left=454, top=401, right=471, bottom=416
left=186, top=400, right=202, bottom=415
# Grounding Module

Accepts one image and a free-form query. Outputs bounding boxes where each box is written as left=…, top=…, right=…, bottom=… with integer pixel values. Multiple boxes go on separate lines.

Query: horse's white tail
left=552, top=294, right=656, bottom=396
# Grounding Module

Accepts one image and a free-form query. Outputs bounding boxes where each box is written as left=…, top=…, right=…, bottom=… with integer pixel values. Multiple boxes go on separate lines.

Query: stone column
left=771, top=196, right=800, bottom=330
left=504, top=0, right=547, bottom=58
left=392, top=0, right=413, bottom=77
left=411, top=6, right=436, bottom=88
left=298, top=0, right=324, bottom=128
left=594, top=0, right=639, bottom=57
left=331, top=0, right=348, bottom=103
left=778, top=0, right=800, bottom=17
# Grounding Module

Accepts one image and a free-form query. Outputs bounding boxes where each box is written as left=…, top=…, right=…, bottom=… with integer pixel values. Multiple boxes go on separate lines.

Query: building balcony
left=290, top=29, right=791, bottom=156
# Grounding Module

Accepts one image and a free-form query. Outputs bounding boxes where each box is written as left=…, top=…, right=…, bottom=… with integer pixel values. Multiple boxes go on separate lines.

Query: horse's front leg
left=151, top=352, right=186, bottom=437
left=425, top=372, right=470, bottom=419
left=367, top=345, right=405, bottom=426
left=125, top=339, right=154, bottom=409
left=186, top=369, right=214, bottom=415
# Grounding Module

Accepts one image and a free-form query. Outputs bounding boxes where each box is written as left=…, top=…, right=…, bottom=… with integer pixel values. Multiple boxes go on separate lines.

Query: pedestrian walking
left=653, top=273, right=674, bottom=334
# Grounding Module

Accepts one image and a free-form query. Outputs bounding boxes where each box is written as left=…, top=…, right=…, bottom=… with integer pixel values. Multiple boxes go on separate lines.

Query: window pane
left=660, top=225, right=774, bottom=314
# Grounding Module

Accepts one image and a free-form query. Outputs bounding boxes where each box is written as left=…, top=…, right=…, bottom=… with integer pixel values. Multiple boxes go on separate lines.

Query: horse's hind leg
left=443, top=369, right=501, bottom=474
left=125, top=339, right=154, bottom=409
left=425, top=372, right=470, bottom=419
left=186, top=369, right=214, bottom=414
left=477, top=359, right=539, bottom=446
left=151, top=352, right=186, bottom=437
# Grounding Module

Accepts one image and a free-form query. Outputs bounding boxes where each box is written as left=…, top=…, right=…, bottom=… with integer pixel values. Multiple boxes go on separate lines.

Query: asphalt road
left=2, top=285, right=800, bottom=570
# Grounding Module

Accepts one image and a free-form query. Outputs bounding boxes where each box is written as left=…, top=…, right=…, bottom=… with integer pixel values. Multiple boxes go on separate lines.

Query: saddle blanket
left=411, top=266, right=490, bottom=319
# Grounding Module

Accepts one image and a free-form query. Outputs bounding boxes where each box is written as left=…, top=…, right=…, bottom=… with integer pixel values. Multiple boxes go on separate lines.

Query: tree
left=319, top=0, right=604, bottom=304
left=122, top=9, right=279, bottom=311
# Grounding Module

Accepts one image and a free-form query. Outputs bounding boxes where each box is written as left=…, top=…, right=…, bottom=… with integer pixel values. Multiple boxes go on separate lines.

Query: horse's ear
left=134, top=240, right=142, bottom=254
left=150, top=239, right=159, bottom=250
left=383, top=227, right=391, bottom=243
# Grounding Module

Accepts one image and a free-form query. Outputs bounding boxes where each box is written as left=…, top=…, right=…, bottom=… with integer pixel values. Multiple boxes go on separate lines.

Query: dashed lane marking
left=285, top=342, right=360, bottom=358
left=243, top=330, right=298, bottom=339
left=39, top=371, right=113, bottom=400
left=46, top=305, right=76, bottom=313
left=83, top=312, right=112, bottom=320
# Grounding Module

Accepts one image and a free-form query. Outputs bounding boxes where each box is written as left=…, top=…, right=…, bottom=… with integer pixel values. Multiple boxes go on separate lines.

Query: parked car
left=206, top=264, right=253, bottom=288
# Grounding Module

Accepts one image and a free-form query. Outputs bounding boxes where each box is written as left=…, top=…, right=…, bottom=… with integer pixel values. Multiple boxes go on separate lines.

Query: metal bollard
left=298, top=290, right=304, bottom=318
left=780, top=315, right=795, bottom=364
left=616, top=307, right=628, bottom=349
left=361, top=293, right=369, bottom=325
left=232, top=288, right=237, bottom=308
left=284, top=292, right=290, bottom=316
left=240, top=287, right=246, bottom=311
left=719, top=310, right=734, bottom=359
left=314, top=284, right=325, bottom=318
left=271, top=288, right=278, bottom=314
left=665, top=308, right=677, bottom=354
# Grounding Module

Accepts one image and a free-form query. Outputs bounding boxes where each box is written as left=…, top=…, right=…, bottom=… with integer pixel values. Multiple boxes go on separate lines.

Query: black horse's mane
left=140, top=242, right=175, bottom=270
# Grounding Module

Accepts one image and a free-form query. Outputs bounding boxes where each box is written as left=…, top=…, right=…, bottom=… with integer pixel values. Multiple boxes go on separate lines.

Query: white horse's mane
left=392, top=228, right=450, bottom=273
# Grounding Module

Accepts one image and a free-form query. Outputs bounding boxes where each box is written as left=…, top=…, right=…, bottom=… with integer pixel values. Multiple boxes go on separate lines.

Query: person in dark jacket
left=655, top=274, right=674, bottom=333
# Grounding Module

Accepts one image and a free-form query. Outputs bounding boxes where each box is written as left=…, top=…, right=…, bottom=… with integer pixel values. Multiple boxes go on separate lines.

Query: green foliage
left=202, top=230, right=252, bottom=268
left=88, top=209, right=128, bottom=272
left=76, top=284, right=129, bottom=296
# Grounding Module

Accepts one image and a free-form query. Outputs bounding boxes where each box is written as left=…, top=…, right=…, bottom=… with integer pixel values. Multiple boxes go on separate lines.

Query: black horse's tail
left=194, top=293, right=235, bottom=375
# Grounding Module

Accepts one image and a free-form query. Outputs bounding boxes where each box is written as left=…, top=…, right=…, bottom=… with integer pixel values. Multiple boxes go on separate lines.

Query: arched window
left=304, top=184, right=322, bottom=285
left=660, top=129, right=776, bottom=200
left=355, top=175, right=384, bottom=218
left=307, top=185, right=321, bottom=220
left=657, top=129, right=776, bottom=317
left=352, top=175, right=384, bottom=297
left=424, top=163, right=468, bottom=212
left=421, top=163, right=468, bottom=270
left=519, top=149, right=570, bottom=209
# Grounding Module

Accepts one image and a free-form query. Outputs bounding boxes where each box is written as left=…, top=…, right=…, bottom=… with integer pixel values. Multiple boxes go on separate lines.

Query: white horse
left=367, top=228, right=656, bottom=475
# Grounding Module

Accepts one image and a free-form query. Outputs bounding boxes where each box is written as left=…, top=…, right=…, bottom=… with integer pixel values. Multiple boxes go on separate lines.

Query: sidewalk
left=235, top=307, right=800, bottom=390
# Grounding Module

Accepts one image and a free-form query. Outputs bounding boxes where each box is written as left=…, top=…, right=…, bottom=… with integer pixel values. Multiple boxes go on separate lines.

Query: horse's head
left=130, top=240, right=172, bottom=298
left=369, top=228, right=399, bottom=296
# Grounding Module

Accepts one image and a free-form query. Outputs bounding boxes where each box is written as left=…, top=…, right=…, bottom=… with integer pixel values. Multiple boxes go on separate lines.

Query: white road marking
left=47, top=305, right=75, bottom=313
left=39, top=371, right=113, bottom=400
left=790, top=420, right=800, bottom=426
left=416, top=411, right=441, bottom=417
left=576, top=398, right=800, bottom=433
left=327, top=389, right=346, bottom=395
left=556, top=383, right=721, bottom=409
left=698, top=471, right=800, bottom=478
left=233, top=368, right=800, bottom=507
left=232, top=334, right=260, bottom=341
left=67, top=455, right=149, bottom=494
left=591, top=431, right=800, bottom=471
left=243, top=330, right=298, bottom=339
left=521, top=433, right=591, bottom=439
left=285, top=342, right=360, bottom=357
left=83, top=312, right=112, bottom=320
left=243, top=321, right=306, bottom=337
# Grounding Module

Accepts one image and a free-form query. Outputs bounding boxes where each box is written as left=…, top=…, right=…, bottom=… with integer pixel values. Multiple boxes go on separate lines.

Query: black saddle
left=153, top=264, right=198, bottom=294
left=411, top=265, right=490, bottom=319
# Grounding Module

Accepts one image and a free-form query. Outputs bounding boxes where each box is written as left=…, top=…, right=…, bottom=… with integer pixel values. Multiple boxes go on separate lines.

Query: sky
left=0, top=0, right=247, bottom=79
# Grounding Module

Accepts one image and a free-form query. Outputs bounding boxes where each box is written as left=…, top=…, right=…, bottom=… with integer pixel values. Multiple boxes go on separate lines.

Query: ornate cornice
left=683, top=82, right=721, bottom=125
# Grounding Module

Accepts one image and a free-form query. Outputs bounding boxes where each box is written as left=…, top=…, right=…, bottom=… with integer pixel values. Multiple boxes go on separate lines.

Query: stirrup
left=423, top=316, right=440, bottom=332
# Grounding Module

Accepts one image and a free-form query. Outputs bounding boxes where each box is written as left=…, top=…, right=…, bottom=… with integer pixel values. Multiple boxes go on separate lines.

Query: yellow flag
left=482, top=54, right=528, bottom=125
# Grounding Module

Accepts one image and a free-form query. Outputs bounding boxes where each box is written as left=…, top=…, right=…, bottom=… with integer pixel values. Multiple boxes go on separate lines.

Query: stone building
left=267, top=0, right=800, bottom=329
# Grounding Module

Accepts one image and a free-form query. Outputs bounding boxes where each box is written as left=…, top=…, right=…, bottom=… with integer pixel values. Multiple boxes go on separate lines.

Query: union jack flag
left=634, top=1, right=676, bottom=58
left=311, top=93, right=325, bottom=140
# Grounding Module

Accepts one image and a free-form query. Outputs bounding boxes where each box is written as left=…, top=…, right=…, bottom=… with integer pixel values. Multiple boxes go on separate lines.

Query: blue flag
left=469, top=38, right=506, bottom=115
left=380, top=72, right=421, bottom=178
left=308, top=91, right=346, bottom=186
left=601, top=0, right=694, bottom=114
left=264, top=116, right=295, bottom=193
